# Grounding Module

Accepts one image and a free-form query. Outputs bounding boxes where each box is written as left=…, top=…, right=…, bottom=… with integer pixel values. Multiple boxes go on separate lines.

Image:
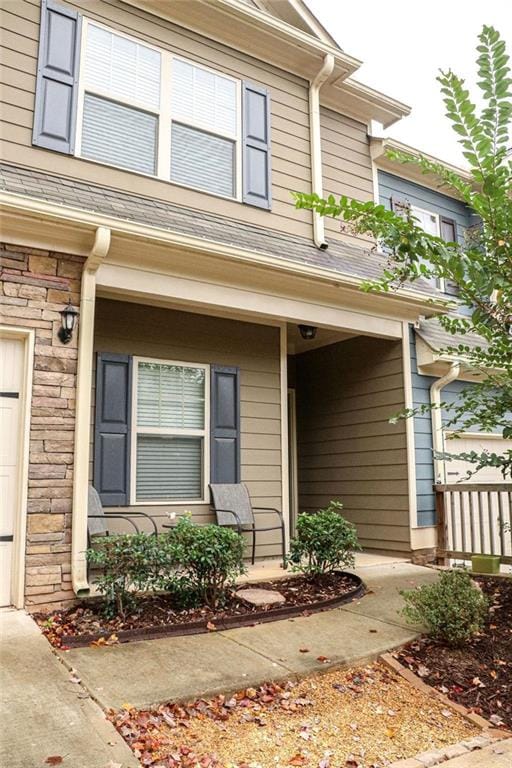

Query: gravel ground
left=112, top=661, right=480, bottom=767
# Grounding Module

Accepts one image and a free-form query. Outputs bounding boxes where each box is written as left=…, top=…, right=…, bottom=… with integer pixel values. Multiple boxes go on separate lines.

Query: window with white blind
left=132, top=359, right=209, bottom=504
left=170, top=59, right=238, bottom=197
left=77, top=20, right=241, bottom=199
left=79, top=23, right=161, bottom=174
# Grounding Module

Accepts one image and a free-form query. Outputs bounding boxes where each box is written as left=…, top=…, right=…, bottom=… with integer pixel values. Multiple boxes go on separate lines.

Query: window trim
left=76, top=18, right=242, bottom=201
left=130, top=356, right=210, bottom=506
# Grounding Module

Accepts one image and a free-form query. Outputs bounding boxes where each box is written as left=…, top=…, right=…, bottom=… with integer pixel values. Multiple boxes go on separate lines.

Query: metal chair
left=87, top=485, right=158, bottom=545
left=209, top=482, right=286, bottom=565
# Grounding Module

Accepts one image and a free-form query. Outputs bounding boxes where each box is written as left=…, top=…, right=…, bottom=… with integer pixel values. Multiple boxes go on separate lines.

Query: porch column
left=279, top=324, right=290, bottom=551
left=72, top=227, right=111, bottom=595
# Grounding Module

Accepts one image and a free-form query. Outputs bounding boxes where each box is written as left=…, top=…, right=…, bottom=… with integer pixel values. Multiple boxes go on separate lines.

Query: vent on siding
left=81, top=93, right=157, bottom=175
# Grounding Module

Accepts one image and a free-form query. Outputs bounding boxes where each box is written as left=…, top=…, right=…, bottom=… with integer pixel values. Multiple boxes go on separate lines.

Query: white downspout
left=72, top=226, right=111, bottom=595
left=309, top=53, right=334, bottom=250
left=430, top=362, right=461, bottom=484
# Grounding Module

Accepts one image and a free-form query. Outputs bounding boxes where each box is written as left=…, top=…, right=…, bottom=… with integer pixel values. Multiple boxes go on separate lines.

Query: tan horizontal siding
left=320, top=107, right=375, bottom=248
left=296, top=336, right=410, bottom=555
left=92, top=298, right=283, bottom=559
left=0, top=0, right=314, bottom=240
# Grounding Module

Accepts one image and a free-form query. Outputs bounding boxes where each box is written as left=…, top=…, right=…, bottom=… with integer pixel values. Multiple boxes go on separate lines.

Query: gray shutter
left=33, top=0, right=82, bottom=154
left=94, top=353, right=132, bottom=506
left=210, top=366, right=240, bottom=484
left=242, top=81, right=271, bottom=209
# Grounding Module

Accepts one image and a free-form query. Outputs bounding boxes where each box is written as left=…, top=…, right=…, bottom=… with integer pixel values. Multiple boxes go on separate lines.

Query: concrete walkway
left=0, top=609, right=138, bottom=768
left=62, top=562, right=439, bottom=710
left=435, top=739, right=512, bottom=768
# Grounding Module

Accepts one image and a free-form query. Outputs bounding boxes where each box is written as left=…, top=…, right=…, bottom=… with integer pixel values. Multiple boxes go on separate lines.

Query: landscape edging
left=380, top=652, right=512, bottom=767
left=60, top=573, right=365, bottom=648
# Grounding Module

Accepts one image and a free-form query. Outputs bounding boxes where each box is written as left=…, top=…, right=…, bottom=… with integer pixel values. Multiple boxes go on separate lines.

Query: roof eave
left=0, top=191, right=448, bottom=316
left=371, top=137, right=472, bottom=195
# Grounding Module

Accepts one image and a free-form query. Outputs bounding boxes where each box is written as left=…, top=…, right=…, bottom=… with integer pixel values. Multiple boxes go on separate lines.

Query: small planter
left=471, top=554, right=500, bottom=574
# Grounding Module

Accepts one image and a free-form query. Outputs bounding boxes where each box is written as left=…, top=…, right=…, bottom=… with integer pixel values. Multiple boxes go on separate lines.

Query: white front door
left=0, top=338, right=24, bottom=607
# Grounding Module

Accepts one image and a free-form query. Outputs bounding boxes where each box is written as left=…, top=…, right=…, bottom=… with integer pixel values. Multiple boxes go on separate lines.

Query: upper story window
left=76, top=22, right=240, bottom=199
left=170, top=59, right=239, bottom=197
left=409, top=205, right=459, bottom=295
left=80, top=25, right=161, bottom=176
left=33, top=2, right=271, bottom=208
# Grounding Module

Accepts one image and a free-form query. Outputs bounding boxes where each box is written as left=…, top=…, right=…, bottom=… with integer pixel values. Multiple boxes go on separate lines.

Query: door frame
left=287, top=388, right=299, bottom=537
left=0, top=326, right=34, bottom=608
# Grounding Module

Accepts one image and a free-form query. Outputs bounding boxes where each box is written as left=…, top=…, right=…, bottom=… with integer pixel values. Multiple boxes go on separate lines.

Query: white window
left=411, top=205, right=440, bottom=238
left=170, top=59, right=238, bottom=197
left=79, top=24, right=161, bottom=175
left=410, top=205, right=445, bottom=290
left=131, top=358, right=209, bottom=504
left=76, top=20, right=241, bottom=199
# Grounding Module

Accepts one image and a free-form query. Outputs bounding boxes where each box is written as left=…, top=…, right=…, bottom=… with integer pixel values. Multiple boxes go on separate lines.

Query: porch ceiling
left=287, top=324, right=356, bottom=354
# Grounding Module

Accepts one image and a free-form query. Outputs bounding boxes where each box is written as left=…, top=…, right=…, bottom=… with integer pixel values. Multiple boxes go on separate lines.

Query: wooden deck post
left=435, top=487, right=449, bottom=565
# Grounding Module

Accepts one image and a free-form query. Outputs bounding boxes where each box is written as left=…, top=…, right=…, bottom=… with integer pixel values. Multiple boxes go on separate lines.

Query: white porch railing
left=435, top=484, right=512, bottom=564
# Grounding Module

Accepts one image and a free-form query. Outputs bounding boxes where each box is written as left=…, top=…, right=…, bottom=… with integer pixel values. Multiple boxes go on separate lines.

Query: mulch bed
left=396, top=575, right=512, bottom=730
left=36, top=572, right=363, bottom=649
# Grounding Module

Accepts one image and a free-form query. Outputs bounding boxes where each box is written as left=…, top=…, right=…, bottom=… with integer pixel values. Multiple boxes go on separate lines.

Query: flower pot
left=471, top=554, right=500, bottom=574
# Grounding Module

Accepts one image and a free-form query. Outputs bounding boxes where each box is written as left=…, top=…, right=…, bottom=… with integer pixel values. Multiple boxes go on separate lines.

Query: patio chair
left=209, top=482, right=286, bottom=566
left=87, top=485, right=158, bottom=545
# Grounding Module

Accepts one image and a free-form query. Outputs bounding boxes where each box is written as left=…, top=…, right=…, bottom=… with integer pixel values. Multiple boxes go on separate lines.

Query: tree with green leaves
left=295, top=26, right=512, bottom=478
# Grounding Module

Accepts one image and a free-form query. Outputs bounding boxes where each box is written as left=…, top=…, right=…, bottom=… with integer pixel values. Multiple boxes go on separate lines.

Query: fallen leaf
left=299, top=648, right=310, bottom=653
left=441, top=709, right=452, bottom=718
left=417, top=664, right=429, bottom=678
left=490, top=714, right=504, bottom=726
left=206, top=621, right=216, bottom=631
left=69, top=673, right=81, bottom=684
left=316, top=656, right=330, bottom=663
left=386, top=727, right=397, bottom=738
left=289, top=754, right=308, bottom=765
left=45, top=758, right=63, bottom=766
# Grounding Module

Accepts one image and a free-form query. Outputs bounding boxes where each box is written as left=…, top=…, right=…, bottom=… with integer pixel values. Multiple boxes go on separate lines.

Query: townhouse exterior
left=0, top=0, right=470, bottom=611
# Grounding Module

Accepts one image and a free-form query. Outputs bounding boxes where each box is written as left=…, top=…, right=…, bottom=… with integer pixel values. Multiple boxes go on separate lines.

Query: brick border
left=380, top=653, right=511, bottom=767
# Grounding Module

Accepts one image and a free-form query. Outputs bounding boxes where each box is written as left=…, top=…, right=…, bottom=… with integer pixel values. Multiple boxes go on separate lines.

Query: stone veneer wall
left=0, top=243, right=85, bottom=610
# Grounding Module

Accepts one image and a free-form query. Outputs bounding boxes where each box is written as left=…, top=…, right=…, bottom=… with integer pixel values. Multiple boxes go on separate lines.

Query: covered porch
left=85, top=292, right=413, bottom=568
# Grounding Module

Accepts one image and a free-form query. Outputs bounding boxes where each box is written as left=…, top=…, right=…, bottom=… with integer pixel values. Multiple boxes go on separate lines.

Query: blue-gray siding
left=410, top=328, right=436, bottom=526
left=410, top=328, right=500, bottom=526
left=378, top=171, right=473, bottom=251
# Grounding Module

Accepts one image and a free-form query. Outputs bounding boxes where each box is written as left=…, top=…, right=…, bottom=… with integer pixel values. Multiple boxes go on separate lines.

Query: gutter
left=71, top=226, right=111, bottom=596
left=430, top=361, right=461, bottom=484
left=309, top=53, right=335, bottom=249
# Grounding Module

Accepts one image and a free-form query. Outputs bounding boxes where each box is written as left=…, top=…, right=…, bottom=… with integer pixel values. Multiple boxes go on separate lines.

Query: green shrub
left=401, top=569, right=489, bottom=647
left=287, top=501, right=360, bottom=578
left=86, top=533, right=163, bottom=618
left=86, top=518, right=246, bottom=616
left=168, top=517, right=246, bottom=609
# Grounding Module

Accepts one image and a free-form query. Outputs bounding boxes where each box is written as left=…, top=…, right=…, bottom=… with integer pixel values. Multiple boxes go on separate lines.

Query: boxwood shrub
left=287, top=501, right=360, bottom=579
left=86, top=516, right=246, bottom=616
left=400, top=569, right=489, bottom=647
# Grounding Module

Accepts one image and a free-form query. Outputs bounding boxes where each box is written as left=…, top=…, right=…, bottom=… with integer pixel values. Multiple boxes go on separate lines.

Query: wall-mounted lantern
left=58, top=301, right=79, bottom=344
left=298, top=324, right=317, bottom=340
